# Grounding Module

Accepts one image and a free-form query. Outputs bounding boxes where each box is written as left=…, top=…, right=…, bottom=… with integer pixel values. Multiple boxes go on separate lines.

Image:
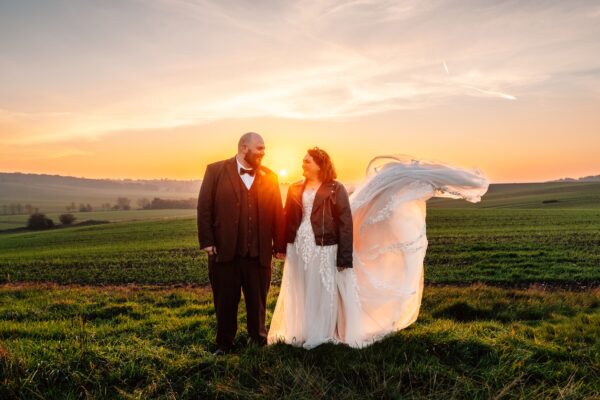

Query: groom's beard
left=245, top=152, right=262, bottom=169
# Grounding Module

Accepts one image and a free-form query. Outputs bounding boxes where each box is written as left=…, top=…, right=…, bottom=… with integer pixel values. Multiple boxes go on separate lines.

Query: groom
left=197, top=132, right=285, bottom=355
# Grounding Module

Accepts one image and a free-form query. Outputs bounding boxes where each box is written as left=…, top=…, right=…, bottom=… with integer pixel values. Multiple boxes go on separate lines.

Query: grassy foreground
left=0, top=283, right=599, bottom=399
left=1, top=201, right=598, bottom=398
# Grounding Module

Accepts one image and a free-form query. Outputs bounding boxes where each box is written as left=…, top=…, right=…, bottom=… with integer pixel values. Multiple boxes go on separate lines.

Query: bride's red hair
left=308, top=147, right=337, bottom=183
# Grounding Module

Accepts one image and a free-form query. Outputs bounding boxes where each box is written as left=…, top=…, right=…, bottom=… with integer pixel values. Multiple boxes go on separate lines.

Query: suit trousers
left=208, top=255, right=271, bottom=349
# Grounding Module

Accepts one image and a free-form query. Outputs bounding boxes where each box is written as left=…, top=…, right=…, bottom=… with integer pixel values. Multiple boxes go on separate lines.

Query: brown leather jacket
left=284, top=180, right=353, bottom=268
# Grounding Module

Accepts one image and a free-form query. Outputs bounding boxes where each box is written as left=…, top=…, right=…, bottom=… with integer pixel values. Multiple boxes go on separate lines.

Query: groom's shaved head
left=238, top=132, right=265, bottom=168
left=238, top=132, right=263, bottom=151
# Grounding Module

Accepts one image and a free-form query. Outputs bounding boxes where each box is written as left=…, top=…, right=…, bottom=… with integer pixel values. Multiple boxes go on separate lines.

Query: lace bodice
left=292, top=186, right=339, bottom=300
left=301, top=187, right=317, bottom=222
left=295, top=187, right=318, bottom=264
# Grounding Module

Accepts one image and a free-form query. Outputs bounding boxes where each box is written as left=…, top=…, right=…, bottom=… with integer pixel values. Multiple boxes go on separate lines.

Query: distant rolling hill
left=2, top=172, right=600, bottom=216
left=428, top=181, right=600, bottom=209
left=549, top=174, right=600, bottom=182
left=0, top=172, right=202, bottom=213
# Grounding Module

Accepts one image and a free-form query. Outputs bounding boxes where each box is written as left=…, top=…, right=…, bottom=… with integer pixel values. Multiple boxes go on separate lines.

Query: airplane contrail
left=462, top=85, right=517, bottom=100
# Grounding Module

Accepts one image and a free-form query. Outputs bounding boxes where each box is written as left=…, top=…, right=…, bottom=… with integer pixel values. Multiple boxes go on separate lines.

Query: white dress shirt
left=236, top=157, right=256, bottom=190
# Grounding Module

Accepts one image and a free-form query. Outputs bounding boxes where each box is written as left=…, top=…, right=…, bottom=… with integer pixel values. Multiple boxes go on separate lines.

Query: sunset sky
left=1, top=0, right=599, bottom=183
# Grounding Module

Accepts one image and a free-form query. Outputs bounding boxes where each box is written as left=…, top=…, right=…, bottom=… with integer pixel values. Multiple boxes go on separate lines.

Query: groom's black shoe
left=211, top=341, right=241, bottom=356
left=212, top=348, right=228, bottom=356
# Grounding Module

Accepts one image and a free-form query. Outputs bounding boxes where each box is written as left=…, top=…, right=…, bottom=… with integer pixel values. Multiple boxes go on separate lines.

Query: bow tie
left=240, top=167, right=255, bottom=177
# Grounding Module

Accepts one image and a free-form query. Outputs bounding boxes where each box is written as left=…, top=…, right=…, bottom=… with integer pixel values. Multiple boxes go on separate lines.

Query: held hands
left=337, top=266, right=349, bottom=272
left=203, top=246, right=218, bottom=256
left=274, top=253, right=286, bottom=260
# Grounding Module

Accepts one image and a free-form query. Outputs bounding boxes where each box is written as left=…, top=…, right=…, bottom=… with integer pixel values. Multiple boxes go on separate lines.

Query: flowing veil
left=335, top=155, right=490, bottom=348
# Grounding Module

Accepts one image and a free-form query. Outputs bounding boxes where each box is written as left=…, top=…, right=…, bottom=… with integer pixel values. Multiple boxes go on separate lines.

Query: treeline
left=0, top=197, right=198, bottom=215
left=0, top=204, right=38, bottom=215
left=95, top=197, right=197, bottom=210
left=141, top=198, right=197, bottom=209
left=66, top=197, right=197, bottom=212
left=65, top=197, right=134, bottom=212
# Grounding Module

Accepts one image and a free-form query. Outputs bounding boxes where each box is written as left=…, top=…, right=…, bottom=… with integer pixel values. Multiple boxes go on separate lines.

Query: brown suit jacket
left=197, top=156, right=285, bottom=267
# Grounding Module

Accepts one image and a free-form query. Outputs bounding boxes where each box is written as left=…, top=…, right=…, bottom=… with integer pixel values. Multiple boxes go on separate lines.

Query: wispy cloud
left=0, top=0, right=598, bottom=145
left=460, top=85, right=517, bottom=101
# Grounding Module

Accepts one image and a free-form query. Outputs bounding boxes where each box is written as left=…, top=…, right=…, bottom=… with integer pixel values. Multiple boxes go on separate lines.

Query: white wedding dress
left=267, top=155, right=489, bottom=349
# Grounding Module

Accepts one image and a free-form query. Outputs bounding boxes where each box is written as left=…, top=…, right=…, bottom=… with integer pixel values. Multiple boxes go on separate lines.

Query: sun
left=279, top=169, right=288, bottom=177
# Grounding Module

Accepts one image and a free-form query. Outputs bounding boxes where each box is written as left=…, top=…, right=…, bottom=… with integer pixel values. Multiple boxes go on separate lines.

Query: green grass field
left=1, top=284, right=598, bottom=398
left=0, top=182, right=599, bottom=398
left=0, top=209, right=598, bottom=286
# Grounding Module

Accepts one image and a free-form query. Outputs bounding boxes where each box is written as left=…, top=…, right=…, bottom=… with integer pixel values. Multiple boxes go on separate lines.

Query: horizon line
left=1, top=170, right=598, bottom=186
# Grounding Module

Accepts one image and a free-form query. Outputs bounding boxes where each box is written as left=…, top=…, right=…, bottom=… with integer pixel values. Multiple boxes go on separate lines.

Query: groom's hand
left=203, top=246, right=217, bottom=256
left=274, top=253, right=285, bottom=260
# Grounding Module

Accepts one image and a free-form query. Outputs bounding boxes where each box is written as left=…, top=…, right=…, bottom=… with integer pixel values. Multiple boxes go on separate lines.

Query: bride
left=267, top=151, right=489, bottom=349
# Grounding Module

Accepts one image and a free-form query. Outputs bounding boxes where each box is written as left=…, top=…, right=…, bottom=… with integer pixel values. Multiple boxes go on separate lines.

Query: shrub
left=59, top=214, right=76, bottom=225
left=27, top=213, right=55, bottom=229
left=542, top=199, right=559, bottom=204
